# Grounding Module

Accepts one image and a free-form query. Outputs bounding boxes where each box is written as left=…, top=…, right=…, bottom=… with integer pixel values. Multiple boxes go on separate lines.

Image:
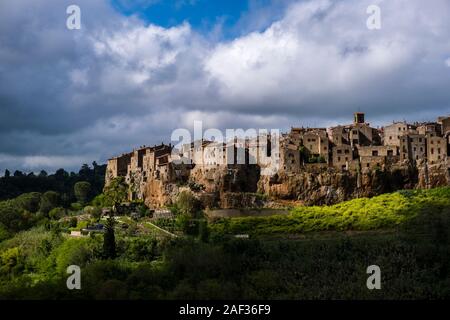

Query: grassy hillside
left=209, top=187, right=450, bottom=236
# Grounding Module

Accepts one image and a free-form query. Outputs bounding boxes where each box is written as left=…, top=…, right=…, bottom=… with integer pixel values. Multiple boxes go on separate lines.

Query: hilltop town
left=106, top=113, right=450, bottom=208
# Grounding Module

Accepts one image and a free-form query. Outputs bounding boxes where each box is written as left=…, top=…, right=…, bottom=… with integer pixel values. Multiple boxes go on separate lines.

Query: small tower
left=354, top=112, right=365, bottom=124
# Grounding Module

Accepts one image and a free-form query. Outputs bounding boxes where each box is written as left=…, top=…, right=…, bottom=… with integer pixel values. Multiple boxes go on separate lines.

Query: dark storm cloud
left=1, top=0, right=450, bottom=173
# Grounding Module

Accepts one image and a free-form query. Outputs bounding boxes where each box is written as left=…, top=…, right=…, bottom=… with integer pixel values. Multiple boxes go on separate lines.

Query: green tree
left=15, top=192, right=41, bottom=213
left=13, top=170, right=23, bottom=177
left=103, top=177, right=128, bottom=212
left=69, top=217, right=78, bottom=228
left=0, top=201, right=30, bottom=232
left=103, top=215, right=116, bottom=259
left=176, top=191, right=200, bottom=216
left=74, top=181, right=91, bottom=205
left=38, top=170, right=48, bottom=178
left=48, top=207, right=65, bottom=220
left=39, top=191, right=60, bottom=215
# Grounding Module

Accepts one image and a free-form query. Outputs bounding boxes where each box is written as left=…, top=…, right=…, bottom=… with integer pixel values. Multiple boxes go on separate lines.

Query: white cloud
left=1, top=0, right=450, bottom=172
left=445, top=58, right=450, bottom=67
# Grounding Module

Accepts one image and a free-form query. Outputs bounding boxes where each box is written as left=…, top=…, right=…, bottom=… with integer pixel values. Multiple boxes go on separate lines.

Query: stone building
left=438, top=116, right=450, bottom=136
left=105, top=112, right=450, bottom=208
left=383, top=122, right=417, bottom=147
left=290, top=128, right=329, bottom=163
left=417, top=122, right=441, bottom=137
left=105, top=152, right=132, bottom=186
left=358, top=145, right=397, bottom=169
left=427, top=135, right=447, bottom=164
left=327, top=125, right=350, bottom=146
left=280, top=138, right=301, bottom=173
left=332, top=144, right=356, bottom=171
left=399, top=134, right=427, bottom=163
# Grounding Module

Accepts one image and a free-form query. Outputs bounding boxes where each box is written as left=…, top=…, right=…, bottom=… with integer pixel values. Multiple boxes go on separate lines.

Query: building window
left=372, top=150, right=379, bottom=156
left=431, top=148, right=434, bottom=154
left=337, top=150, right=342, bottom=154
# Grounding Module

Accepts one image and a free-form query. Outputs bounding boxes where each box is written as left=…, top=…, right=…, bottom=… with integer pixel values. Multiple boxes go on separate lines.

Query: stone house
left=427, top=135, right=447, bottom=164
left=417, top=122, right=441, bottom=137
left=332, top=144, right=357, bottom=171
left=400, top=134, right=427, bottom=163
left=383, top=122, right=417, bottom=147
left=358, top=145, right=397, bottom=170
left=105, top=152, right=132, bottom=185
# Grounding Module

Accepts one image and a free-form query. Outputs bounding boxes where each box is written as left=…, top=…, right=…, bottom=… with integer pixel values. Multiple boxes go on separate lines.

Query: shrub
left=15, top=192, right=41, bottom=213
left=48, top=207, right=65, bottom=220
left=70, top=202, right=83, bottom=211
left=74, top=181, right=91, bottom=205
left=176, top=191, right=201, bottom=217
left=39, top=191, right=60, bottom=215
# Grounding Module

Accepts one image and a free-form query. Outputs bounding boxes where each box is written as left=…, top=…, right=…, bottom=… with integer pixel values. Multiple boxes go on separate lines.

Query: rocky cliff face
left=128, top=161, right=449, bottom=209
left=257, top=163, right=448, bottom=206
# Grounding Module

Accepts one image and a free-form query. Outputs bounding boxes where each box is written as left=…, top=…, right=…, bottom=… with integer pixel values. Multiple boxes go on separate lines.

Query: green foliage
left=0, top=224, right=10, bottom=242
left=118, top=237, right=158, bottom=262
left=70, top=202, right=83, bottom=211
left=0, top=200, right=33, bottom=233
left=308, top=155, right=326, bottom=163
left=0, top=163, right=106, bottom=204
left=52, top=238, right=99, bottom=274
left=69, top=217, right=78, bottom=228
left=103, top=177, right=128, bottom=210
left=1, top=187, right=450, bottom=300
left=210, top=187, right=450, bottom=236
left=39, top=191, right=60, bottom=215
left=15, top=192, right=41, bottom=213
left=75, top=220, right=89, bottom=231
left=74, top=181, right=91, bottom=205
left=84, top=206, right=102, bottom=221
left=188, top=182, right=205, bottom=192
left=92, top=194, right=107, bottom=207
left=0, top=246, right=21, bottom=267
left=176, top=191, right=201, bottom=217
left=48, top=207, right=65, bottom=220
left=103, top=216, right=116, bottom=259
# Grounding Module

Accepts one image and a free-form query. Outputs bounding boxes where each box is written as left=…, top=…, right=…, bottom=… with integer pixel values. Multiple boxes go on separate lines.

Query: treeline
left=0, top=162, right=106, bottom=202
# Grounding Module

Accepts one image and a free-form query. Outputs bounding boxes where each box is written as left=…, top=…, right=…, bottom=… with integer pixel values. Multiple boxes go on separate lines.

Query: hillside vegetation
left=209, top=187, right=450, bottom=236
left=0, top=186, right=449, bottom=299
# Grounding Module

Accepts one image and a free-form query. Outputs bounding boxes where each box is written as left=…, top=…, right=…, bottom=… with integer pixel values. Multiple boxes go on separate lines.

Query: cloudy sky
left=1, top=0, right=450, bottom=173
